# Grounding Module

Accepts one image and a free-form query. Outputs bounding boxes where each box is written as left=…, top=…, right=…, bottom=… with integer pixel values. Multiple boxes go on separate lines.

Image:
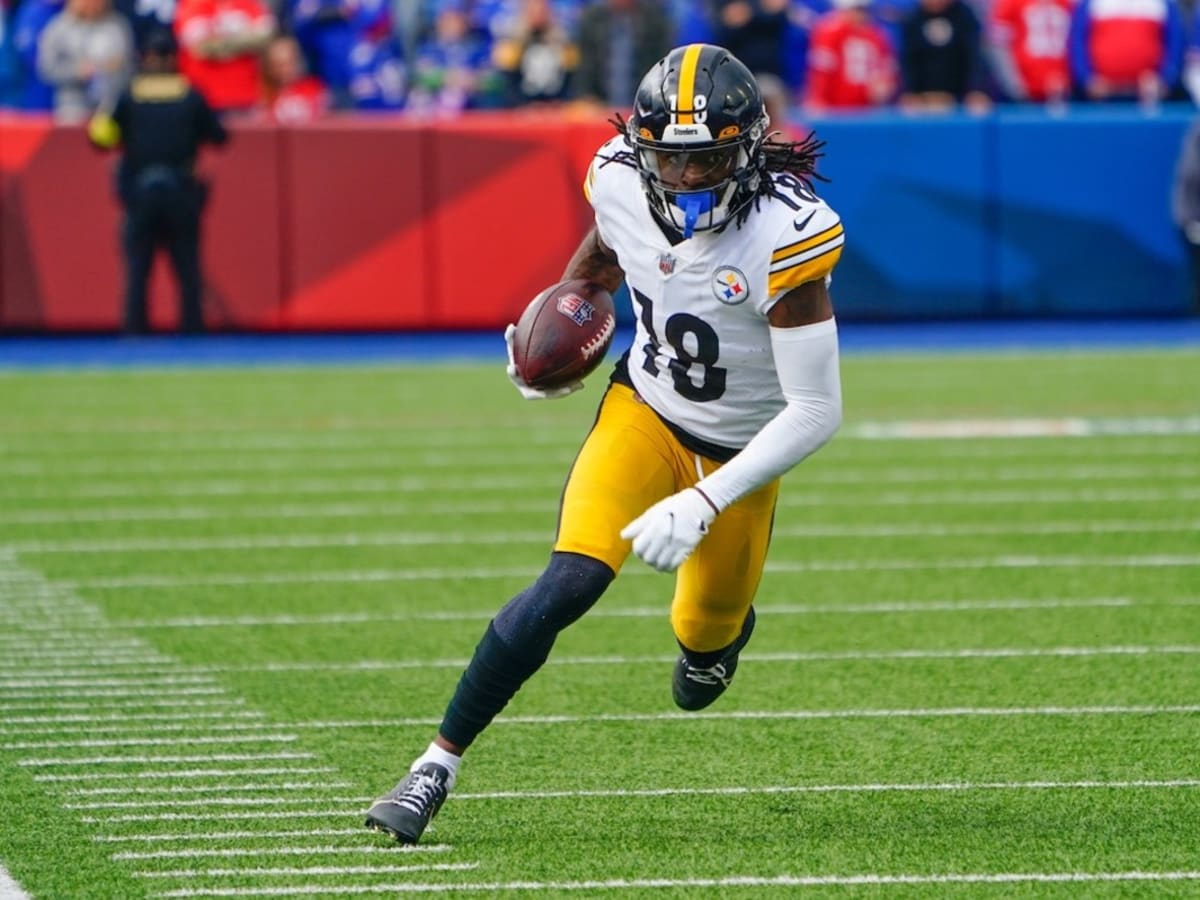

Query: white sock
left=411, top=742, right=460, bottom=790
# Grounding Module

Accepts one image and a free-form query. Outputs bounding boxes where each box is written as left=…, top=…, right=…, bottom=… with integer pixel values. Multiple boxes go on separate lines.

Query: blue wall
left=809, top=105, right=1194, bottom=319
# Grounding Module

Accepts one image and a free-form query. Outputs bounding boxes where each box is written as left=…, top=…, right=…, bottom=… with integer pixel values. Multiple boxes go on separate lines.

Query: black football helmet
left=627, top=44, right=769, bottom=238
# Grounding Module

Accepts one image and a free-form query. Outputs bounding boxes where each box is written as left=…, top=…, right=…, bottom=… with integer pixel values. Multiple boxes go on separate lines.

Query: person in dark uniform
left=88, top=28, right=228, bottom=334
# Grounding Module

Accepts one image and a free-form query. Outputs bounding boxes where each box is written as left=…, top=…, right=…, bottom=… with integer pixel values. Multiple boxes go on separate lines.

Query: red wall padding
left=0, top=112, right=613, bottom=332
left=280, top=120, right=429, bottom=330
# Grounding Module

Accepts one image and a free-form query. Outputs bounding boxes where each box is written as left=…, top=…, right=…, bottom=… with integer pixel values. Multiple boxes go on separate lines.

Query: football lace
left=581, top=314, right=615, bottom=359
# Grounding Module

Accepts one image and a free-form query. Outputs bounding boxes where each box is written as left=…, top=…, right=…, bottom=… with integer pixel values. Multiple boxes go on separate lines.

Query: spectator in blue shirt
left=346, top=31, right=406, bottom=109
left=11, top=0, right=64, bottom=109
left=409, top=2, right=500, bottom=112
left=290, top=0, right=392, bottom=107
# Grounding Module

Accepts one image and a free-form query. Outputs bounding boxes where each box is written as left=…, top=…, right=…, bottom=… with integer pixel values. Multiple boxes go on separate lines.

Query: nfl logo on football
left=556, top=293, right=595, bottom=326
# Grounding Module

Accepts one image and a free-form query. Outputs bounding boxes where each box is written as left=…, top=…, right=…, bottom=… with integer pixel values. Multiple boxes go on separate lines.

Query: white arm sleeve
left=696, top=318, right=842, bottom=512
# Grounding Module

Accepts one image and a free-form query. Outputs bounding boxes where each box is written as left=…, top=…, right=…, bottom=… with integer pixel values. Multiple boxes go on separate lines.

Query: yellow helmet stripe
left=676, top=44, right=704, bottom=125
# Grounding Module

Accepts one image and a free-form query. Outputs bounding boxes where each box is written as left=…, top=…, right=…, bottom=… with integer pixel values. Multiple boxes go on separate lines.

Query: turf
left=0, top=347, right=1198, bottom=898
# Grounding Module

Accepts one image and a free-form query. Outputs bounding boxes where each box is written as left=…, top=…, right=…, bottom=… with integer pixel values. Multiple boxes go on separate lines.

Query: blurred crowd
left=0, top=0, right=1195, bottom=124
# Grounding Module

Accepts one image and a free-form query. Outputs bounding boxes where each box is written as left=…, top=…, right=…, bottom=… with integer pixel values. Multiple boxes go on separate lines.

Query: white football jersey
left=584, top=135, right=845, bottom=450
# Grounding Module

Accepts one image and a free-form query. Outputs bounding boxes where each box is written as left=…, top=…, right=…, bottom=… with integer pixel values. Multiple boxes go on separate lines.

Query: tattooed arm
left=562, top=226, right=625, bottom=294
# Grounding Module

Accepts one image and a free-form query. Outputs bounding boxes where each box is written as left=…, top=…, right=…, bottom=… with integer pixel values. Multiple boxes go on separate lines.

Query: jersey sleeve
left=582, top=136, right=626, bottom=206
left=765, top=204, right=845, bottom=307
left=582, top=137, right=628, bottom=251
left=583, top=156, right=602, bottom=212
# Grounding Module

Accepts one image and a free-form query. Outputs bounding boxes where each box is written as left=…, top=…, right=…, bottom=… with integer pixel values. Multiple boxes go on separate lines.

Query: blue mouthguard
left=680, top=192, right=715, bottom=238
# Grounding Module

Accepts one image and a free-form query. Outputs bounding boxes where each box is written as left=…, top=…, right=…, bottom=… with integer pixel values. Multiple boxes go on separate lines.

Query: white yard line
left=68, top=778, right=1200, bottom=811
left=0, top=645, right=1192, bottom=703
left=1, top=434, right=1195, bottom=474
left=78, top=771, right=1200, bottom=823
left=0, top=865, right=31, bottom=900
left=34, top=768, right=341, bottom=783
left=4, top=466, right=1200, bottom=501
left=93, top=830, right=435, bottom=845
left=447, top=779, right=1200, bottom=802
left=135, top=864, right=479, bottom=879
left=0, top=675, right=218, bottom=689
left=18, top=752, right=317, bottom=768
left=272, top=704, right=1200, bottom=731
left=0, top=414, right=1196, bottom=450
left=114, top=846, right=450, bottom=859
left=7, top=518, right=1199, bottom=554
left=3, top=735, right=299, bottom=751
left=0, top=422, right=567, bottom=446
left=21, top=704, right=1191, bottom=755
left=41, top=597, right=1146, bottom=632
left=82, top=811, right=358, bottom=823
left=8, top=486, right=1200, bottom=525
left=47, top=553, right=1200, bottom=590
left=150, top=870, right=1200, bottom=896
left=162, top=643, right=1200, bottom=671
left=73, top=782, right=353, bottom=797
left=0, top=659, right=176, bottom=672
left=0, top=722, right=289, bottom=738
left=0, top=686, right=231, bottom=700
left=850, top=416, right=1200, bottom=439
left=5, top=462, right=1200, bottom=501
left=70, top=796, right=366, bottom=810
left=0, top=711, right=264, bottom=725
left=0, top=474, right=561, bottom=501
left=0, top=699, right=250, bottom=713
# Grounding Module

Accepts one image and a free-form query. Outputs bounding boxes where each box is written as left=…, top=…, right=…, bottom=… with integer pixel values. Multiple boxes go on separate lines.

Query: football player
left=366, top=43, right=844, bottom=845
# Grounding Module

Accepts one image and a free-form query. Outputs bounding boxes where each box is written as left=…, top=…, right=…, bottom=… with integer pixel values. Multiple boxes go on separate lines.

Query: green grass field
left=1, top=347, right=1198, bottom=899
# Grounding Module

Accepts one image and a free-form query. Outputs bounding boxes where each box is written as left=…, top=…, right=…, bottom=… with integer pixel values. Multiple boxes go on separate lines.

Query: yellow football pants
left=553, top=383, right=779, bottom=652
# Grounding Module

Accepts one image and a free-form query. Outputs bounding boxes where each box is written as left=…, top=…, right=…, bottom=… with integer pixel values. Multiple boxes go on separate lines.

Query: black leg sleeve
left=438, top=552, right=614, bottom=749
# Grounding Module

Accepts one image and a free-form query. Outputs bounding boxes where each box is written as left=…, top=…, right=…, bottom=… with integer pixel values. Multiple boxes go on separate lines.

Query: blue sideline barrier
left=805, top=105, right=1195, bottom=319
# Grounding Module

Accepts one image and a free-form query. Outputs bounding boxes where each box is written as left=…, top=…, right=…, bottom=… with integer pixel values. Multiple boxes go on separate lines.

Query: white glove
left=504, top=324, right=584, bottom=400
left=620, top=488, right=719, bottom=573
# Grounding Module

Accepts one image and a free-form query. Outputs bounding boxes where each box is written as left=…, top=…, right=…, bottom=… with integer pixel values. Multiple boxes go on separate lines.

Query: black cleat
left=364, top=763, right=451, bottom=844
left=672, top=607, right=756, bottom=711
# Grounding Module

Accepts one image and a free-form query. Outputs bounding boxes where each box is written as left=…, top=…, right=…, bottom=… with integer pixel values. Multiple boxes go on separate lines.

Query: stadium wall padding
left=0, top=107, right=1192, bottom=332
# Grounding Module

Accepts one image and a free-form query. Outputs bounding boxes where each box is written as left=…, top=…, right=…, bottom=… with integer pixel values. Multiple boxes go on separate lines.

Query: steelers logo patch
left=711, top=267, right=749, bottom=305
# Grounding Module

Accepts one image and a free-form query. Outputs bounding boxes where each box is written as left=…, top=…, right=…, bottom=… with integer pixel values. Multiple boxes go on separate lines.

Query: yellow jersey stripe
left=769, top=233, right=845, bottom=273
left=767, top=246, right=844, bottom=295
left=677, top=44, right=703, bottom=125
left=771, top=223, right=844, bottom=262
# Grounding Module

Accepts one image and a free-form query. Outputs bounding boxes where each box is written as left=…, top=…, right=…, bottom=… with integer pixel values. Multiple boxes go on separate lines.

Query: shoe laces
left=392, top=770, right=446, bottom=816
left=683, top=661, right=730, bottom=687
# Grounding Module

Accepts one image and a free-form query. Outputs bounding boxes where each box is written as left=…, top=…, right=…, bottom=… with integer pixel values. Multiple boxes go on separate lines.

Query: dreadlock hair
left=600, top=115, right=828, bottom=230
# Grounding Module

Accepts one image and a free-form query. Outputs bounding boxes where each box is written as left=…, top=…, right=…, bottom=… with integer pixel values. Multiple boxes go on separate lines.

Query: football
left=510, top=280, right=616, bottom=390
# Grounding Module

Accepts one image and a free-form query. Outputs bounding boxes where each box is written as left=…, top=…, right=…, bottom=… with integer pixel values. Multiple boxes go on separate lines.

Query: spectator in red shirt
left=261, top=33, right=328, bottom=121
left=174, top=0, right=275, bottom=111
left=988, top=0, right=1072, bottom=103
left=805, top=0, right=896, bottom=111
left=1068, top=0, right=1183, bottom=104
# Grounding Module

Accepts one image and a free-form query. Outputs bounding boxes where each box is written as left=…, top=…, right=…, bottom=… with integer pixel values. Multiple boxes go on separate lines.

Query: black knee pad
left=491, top=551, right=615, bottom=652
